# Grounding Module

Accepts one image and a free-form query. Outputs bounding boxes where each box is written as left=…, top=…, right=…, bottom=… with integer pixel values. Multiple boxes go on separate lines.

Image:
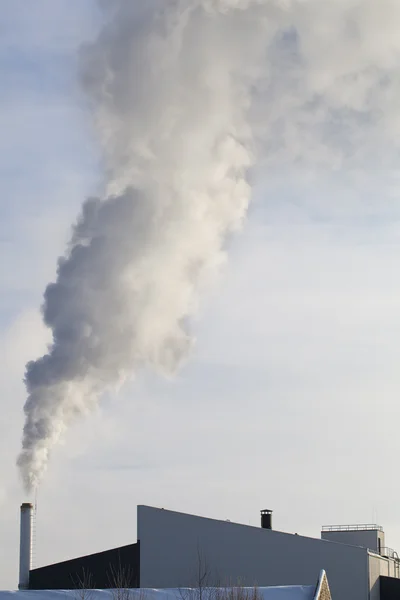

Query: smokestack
left=261, top=509, right=273, bottom=530
left=18, top=502, right=33, bottom=590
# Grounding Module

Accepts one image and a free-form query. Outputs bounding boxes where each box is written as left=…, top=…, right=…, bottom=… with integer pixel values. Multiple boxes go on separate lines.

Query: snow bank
left=0, top=587, right=315, bottom=600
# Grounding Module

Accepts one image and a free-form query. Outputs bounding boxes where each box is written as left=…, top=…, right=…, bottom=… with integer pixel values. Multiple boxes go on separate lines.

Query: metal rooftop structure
left=321, top=524, right=384, bottom=532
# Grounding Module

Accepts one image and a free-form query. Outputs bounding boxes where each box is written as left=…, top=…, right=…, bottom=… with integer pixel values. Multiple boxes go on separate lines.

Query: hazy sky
left=2, top=0, right=400, bottom=590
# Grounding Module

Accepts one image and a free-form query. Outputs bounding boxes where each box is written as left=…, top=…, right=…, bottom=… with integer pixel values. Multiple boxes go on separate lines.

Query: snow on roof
left=0, top=587, right=315, bottom=600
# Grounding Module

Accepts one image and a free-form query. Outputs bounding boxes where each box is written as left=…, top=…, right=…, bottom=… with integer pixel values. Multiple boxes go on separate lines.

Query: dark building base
left=380, top=575, right=400, bottom=600
left=29, top=542, right=140, bottom=590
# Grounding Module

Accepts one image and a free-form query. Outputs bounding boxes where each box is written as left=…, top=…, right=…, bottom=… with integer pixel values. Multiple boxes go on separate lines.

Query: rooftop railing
left=380, top=547, right=399, bottom=560
left=322, top=524, right=383, bottom=532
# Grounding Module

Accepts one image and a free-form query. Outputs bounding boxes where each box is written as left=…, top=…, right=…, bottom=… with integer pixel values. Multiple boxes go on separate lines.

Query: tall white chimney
left=18, top=502, right=33, bottom=590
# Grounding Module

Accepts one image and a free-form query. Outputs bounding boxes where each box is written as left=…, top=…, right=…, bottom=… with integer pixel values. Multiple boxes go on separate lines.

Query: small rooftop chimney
left=18, top=502, right=33, bottom=590
left=261, top=509, right=273, bottom=530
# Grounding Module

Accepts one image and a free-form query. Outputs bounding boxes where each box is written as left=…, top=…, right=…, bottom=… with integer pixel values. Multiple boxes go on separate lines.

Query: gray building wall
left=138, top=506, right=369, bottom=600
left=369, top=553, right=398, bottom=600
left=322, top=530, right=383, bottom=553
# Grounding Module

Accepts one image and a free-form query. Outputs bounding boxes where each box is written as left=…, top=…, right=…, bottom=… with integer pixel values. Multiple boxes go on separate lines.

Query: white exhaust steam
left=18, top=0, right=400, bottom=490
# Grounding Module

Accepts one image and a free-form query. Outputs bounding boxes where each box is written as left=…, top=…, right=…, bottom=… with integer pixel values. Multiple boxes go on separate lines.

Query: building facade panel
left=322, top=529, right=381, bottom=553
left=369, top=554, right=398, bottom=600
left=138, top=506, right=368, bottom=600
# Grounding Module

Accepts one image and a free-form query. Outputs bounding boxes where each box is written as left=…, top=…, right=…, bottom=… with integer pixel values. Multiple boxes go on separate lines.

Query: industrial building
left=19, top=504, right=400, bottom=599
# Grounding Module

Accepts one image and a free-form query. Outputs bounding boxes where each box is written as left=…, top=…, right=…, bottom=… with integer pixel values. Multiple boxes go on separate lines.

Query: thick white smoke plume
left=18, top=0, right=400, bottom=490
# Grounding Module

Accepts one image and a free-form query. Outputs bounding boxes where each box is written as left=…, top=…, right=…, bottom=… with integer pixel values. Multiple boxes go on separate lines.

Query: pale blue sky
left=2, top=0, right=400, bottom=591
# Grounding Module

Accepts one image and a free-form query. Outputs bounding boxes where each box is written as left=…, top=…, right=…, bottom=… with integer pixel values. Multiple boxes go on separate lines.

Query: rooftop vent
left=261, top=509, right=273, bottom=530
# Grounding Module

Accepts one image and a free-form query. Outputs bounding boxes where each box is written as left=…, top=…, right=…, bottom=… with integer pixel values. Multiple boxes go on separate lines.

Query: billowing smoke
left=18, top=0, right=400, bottom=490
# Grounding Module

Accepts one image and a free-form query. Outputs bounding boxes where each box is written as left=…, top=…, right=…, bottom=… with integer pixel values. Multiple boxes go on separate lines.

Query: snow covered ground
left=0, top=587, right=315, bottom=600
